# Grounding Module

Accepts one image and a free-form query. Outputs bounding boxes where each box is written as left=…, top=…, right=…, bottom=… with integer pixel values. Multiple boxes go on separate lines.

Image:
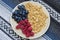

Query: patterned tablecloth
left=0, top=0, right=60, bottom=40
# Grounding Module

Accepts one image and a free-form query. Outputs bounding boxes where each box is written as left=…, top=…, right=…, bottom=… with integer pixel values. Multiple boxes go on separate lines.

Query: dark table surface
left=43, top=0, right=60, bottom=13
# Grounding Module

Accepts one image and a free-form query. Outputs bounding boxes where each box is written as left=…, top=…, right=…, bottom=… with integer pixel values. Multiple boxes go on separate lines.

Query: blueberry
left=18, top=17, right=22, bottom=20
left=24, top=10, right=28, bottom=14
left=12, top=15, right=15, bottom=19
left=25, top=10, right=29, bottom=14
left=16, top=19, right=20, bottom=23
left=14, top=10, right=20, bottom=14
left=18, top=5, right=25, bottom=10
left=24, top=15, right=27, bottom=18
left=14, top=16, right=19, bottom=20
left=14, top=16, right=22, bottom=22
left=12, top=13, right=15, bottom=16
left=22, top=14, right=27, bottom=18
left=22, top=9, right=28, bottom=15
left=13, top=10, right=20, bottom=16
left=19, top=10, right=24, bottom=15
left=19, top=11, right=23, bottom=15
left=19, top=11, right=26, bottom=16
left=22, top=16, right=26, bottom=20
left=17, top=17, right=22, bottom=22
left=22, top=11, right=26, bottom=15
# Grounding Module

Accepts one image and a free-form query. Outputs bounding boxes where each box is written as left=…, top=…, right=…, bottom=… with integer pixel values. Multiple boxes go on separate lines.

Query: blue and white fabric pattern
left=0, top=0, right=60, bottom=40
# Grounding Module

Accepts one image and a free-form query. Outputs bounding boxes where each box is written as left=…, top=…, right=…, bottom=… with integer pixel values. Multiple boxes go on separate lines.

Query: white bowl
left=10, top=1, right=50, bottom=39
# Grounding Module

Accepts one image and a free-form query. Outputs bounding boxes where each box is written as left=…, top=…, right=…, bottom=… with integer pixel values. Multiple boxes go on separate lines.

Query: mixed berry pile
left=12, top=5, right=34, bottom=37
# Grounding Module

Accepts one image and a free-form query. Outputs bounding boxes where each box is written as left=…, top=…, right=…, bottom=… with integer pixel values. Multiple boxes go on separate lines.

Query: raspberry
left=27, top=22, right=31, bottom=27
left=16, top=25, right=20, bottom=29
left=23, top=23, right=26, bottom=26
left=26, top=31, right=31, bottom=37
left=25, top=26, right=28, bottom=29
left=30, top=32, right=34, bottom=36
left=26, top=33, right=30, bottom=37
left=28, top=27, right=32, bottom=32
left=24, top=19, right=28, bottom=23
left=18, top=20, right=25, bottom=25
left=23, top=26, right=28, bottom=31
left=18, top=21, right=22, bottom=24
left=22, top=30, right=27, bottom=34
left=20, top=25, right=25, bottom=30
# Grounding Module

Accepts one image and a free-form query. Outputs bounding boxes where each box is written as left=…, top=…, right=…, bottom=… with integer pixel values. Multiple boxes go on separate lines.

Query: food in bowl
left=10, top=1, right=50, bottom=39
